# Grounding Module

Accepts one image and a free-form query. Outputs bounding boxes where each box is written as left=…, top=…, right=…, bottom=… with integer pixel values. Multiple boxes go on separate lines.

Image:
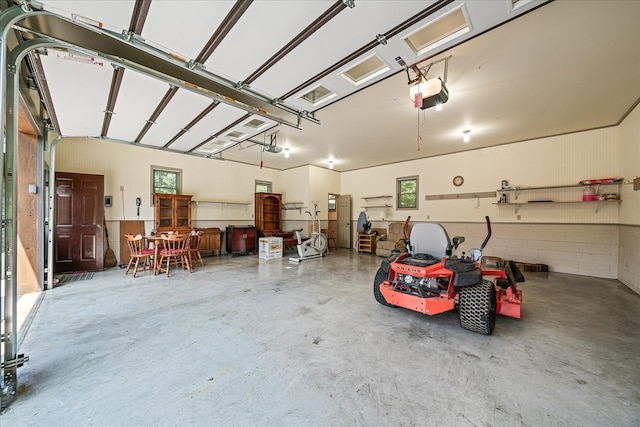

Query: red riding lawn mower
left=373, top=216, right=524, bottom=335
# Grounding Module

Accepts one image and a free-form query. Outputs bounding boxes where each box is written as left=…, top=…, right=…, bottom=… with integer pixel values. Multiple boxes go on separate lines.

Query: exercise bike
left=289, top=202, right=328, bottom=263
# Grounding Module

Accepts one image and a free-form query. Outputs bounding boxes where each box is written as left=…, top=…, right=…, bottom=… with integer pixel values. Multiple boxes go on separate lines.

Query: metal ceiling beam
left=138, top=0, right=250, bottom=147
left=14, top=8, right=310, bottom=130
left=243, top=0, right=347, bottom=86
left=280, top=0, right=454, bottom=101
left=135, top=85, right=178, bottom=142
left=195, top=0, right=252, bottom=64
left=163, top=100, right=220, bottom=148
left=101, top=0, right=151, bottom=137
left=188, top=113, right=251, bottom=154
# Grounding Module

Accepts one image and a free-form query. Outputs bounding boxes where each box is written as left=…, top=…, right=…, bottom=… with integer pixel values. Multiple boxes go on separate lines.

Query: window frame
left=255, top=180, right=272, bottom=193
left=151, top=165, right=182, bottom=204
left=396, top=175, right=419, bottom=210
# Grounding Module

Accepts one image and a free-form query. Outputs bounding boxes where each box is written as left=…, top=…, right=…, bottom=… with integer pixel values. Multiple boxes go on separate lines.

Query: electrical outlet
left=120, top=185, right=124, bottom=191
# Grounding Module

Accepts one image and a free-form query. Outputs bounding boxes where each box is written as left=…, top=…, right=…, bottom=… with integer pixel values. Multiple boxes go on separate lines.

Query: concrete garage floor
left=2, top=250, right=639, bottom=426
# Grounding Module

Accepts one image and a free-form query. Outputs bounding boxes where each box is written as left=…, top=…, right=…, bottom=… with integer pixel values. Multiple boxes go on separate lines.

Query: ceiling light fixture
left=463, top=130, right=471, bottom=143
left=406, top=56, right=451, bottom=110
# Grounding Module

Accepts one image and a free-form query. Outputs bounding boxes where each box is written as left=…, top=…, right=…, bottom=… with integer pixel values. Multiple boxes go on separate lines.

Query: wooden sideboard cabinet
left=226, top=225, right=257, bottom=256
left=198, top=227, right=221, bottom=256
left=154, top=193, right=192, bottom=233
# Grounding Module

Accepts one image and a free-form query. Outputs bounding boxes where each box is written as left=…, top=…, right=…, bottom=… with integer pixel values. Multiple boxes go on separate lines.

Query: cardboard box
left=259, top=237, right=283, bottom=259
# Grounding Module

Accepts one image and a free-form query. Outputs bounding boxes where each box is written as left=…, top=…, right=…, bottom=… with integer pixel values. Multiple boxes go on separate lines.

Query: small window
left=151, top=165, right=181, bottom=202
left=255, top=180, right=272, bottom=193
left=328, top=193, right=337, bottom=212
left=397, top=176, right=418, bottom=209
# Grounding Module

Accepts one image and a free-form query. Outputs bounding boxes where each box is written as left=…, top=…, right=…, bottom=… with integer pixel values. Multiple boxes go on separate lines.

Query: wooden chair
left=124, top=234, right=154, bottom=277
left=321, top=229, right=338, bottom=254
left=188, top=230, right=204, bottom=267
left=157, top=233, right=191, bottom=277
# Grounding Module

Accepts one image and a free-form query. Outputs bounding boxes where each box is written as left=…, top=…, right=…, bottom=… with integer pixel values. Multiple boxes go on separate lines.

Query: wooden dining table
left=142, top=235, right=164, bottom=275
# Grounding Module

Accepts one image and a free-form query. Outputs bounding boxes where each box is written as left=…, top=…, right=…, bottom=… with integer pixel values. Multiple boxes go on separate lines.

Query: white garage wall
left=342, top=127, right=621, bottom=224
left=53, top=137, right=282, bottom=259
left=617, top=103, right=640, bottom=292
left=281, top=165, right=340, bottom=234
left=51, top=112, right=639, bottom=287
left=341, top=126, right=625, bottom=279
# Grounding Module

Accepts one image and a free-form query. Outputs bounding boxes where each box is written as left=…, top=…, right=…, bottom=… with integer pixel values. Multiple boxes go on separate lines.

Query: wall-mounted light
left=328, top=160, right=334, bottom=169
left=463, top=130, right=471, bottom=143
left=284, top=147, right=290, bottom=158
left=435, top=103, right=443, bottom=111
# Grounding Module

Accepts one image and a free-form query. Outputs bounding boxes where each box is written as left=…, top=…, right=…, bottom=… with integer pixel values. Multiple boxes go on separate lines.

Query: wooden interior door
left=337, top=195, right=351, bottom=248
left=54, top=172, right=104, bottom=273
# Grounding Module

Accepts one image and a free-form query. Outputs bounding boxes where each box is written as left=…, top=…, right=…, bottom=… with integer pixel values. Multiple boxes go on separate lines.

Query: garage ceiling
left=10, top=0, right=640, bottom=171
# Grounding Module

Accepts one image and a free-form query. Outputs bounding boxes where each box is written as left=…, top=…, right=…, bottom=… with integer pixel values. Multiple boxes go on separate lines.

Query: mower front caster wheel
left=373, top=267, right=394, bottom=307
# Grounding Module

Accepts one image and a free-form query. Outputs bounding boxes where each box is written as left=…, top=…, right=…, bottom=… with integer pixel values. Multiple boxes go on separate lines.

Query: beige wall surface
left=342, top=126, right=621, bottom=224
left=50, top=106, right=639, bottom=288
left=618, top=102, right=640, bottom=225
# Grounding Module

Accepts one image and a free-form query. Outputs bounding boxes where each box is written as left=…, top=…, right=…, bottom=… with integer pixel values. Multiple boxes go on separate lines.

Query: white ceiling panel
left=250, top=1, right=428, bottom=98
left=107, top=68, right=172, bottom=142
left=141, top=1, right=235, bottom=60
left=40, top=0, right=135, bottom=33
left=18, top=0, right=639, bottom=172
left=38, top=50, right=114, bottom=136
left=167, top=103, right=249, bottom=152
left=203, top=1, right=332, bottom=85
left=140, top=88, right=214, bottom=147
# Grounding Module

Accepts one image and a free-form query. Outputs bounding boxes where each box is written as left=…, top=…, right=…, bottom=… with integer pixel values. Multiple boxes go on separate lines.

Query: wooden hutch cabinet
left=254, top=192, right=282, bottom=236
left=154, top=193, right=192, bottom=232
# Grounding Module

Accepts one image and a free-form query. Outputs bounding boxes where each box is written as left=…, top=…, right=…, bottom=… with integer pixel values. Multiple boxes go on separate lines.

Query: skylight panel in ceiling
left=403, top=6, right=470, bottom=56
left=226, top=130, right=247, bottom=139
left=298, top=85, right=337, bottom=106
left=340, top=54, right=390, bottom=87
left=243, top=118, right=269, bottom=130
left=511, top=0, right=534, bottom=11
left=167, top=103, right=247, bottom=152
left=196, top=139, right=232, bottom=155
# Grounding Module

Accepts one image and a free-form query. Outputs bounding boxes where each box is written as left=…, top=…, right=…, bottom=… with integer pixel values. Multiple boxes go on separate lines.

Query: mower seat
left=409, top=223, right=451, bottom=260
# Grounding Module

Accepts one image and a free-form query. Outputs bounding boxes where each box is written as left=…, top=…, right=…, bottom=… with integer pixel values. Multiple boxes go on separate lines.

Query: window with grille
left=397, top=176, right=418, bottom=209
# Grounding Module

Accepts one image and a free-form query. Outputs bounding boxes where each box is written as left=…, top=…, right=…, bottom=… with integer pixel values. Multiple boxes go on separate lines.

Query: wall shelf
left=495, top=180, right=622, bottom=213
left=362, top=195, right=393, bottom=200
left=361, top=195, right=392, bottom=209
left=283, top=202, right=307, bottom=212
left=494, top=200, right=621, bottom=214
left=192, top=200, right=250, bottom=206
left=498, top=181, right=621, bottom=201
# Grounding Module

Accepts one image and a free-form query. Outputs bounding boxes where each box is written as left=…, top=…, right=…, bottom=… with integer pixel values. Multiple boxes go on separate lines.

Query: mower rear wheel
left=458, top=280, right=496, bottom=335
left=373, top=267, right=394, bottom=307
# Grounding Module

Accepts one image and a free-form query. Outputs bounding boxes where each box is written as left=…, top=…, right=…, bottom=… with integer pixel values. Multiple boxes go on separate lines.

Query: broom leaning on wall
left=104, top=218, right=117, bottom=268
